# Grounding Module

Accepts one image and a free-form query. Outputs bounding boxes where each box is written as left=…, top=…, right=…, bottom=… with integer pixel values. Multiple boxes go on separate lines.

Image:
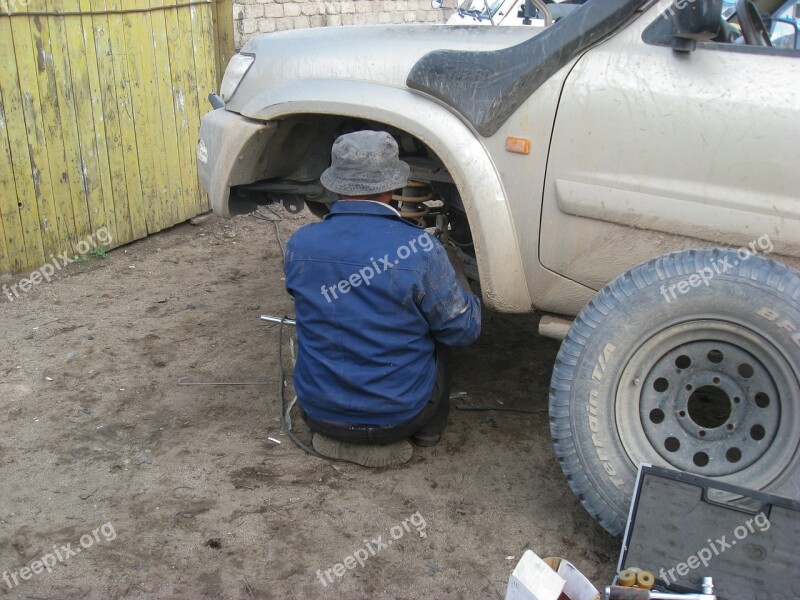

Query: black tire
left=549, top=248, right=800, bottom=536
left=306, top=200, right=331, bottom=219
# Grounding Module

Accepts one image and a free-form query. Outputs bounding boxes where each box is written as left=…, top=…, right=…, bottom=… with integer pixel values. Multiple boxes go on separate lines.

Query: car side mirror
left=772, top=18, right=799, bottom=49
left=431, top=0, right=443, bottom=8
left=669, top=0, right=723, bottom=52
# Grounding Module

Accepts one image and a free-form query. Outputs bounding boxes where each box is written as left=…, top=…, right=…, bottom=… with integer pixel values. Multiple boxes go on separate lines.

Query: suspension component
left=434, top=214, right=449, bottom=244
left=393, top=180, right=433, bottom=222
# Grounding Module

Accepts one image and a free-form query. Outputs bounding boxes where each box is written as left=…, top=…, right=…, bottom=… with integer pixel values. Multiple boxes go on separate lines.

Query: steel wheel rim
left=616, top=319, right=799, bottom=488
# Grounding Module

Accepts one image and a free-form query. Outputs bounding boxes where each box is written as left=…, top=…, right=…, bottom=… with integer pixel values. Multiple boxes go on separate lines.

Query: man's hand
left=446, top=248, right=471, bottom=292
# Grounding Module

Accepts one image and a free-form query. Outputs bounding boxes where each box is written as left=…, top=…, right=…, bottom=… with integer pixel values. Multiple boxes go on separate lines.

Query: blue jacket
left=284, top=200, right=481, bottom=425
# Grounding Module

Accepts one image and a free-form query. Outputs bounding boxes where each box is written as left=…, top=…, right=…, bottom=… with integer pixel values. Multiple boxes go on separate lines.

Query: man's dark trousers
left=301, top=345, right=452, bottom=445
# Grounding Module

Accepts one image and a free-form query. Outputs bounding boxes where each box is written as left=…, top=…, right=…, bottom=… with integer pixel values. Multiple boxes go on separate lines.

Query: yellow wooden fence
left=0, top=0, right=234, bottom=276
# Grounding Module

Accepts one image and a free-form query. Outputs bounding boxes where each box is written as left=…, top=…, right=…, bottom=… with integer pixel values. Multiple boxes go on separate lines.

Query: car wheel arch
left=232, top=79, right=533, bottom=312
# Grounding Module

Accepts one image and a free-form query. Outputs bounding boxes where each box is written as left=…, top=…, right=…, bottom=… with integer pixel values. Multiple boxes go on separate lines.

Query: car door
left=539, top=0, right=800, bottom=291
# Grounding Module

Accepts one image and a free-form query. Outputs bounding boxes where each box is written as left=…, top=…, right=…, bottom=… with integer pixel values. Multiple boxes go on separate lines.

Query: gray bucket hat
left=320, top=131, right=410, bottom=196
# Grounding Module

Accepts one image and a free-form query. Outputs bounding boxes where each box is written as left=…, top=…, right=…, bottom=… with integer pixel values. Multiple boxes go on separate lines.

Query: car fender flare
left=239, top=79, right=532, bottom=313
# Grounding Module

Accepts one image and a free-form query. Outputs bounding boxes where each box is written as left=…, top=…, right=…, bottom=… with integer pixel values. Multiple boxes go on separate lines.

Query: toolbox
left=617, top=465, right=800, bottom=600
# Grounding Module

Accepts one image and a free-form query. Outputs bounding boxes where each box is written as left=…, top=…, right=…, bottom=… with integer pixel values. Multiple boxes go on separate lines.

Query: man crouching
left=284, top=130, right=481, bottom=467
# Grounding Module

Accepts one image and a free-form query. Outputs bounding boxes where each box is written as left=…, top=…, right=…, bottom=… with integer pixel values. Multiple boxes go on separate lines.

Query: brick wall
left=233, top=0, right=452, bottom=49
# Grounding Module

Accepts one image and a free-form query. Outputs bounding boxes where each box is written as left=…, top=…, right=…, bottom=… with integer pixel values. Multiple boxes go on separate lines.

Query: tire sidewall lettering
left=756, top=306, right=800, bottom=349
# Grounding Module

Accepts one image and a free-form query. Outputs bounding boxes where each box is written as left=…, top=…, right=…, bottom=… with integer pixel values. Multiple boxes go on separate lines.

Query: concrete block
left=293, top=15, right=311, bottom=27
left=263, top=3, right=284, bottom=17
left=243, top=3, right=264, bottom=18
left=284, top=3, right=302, bottom=16
left=241, top=18, right=259, bottom=33
left=300, top=2, right=321, bottom=15
left=258, top=18, right=278, bottom=31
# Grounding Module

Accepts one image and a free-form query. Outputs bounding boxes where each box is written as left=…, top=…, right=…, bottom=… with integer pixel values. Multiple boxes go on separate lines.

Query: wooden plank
left=210, top=0, right=221, bottom=83
left=77, top=0, right=119, bottom=245
left=140, top=0, right=172, bottom=232
left=0, top=82, right=26, bottom=275
left=105, top=0, right=148, bottom=240
left=12, top=12, right=71, bottom=261
left=189, top=0, right=216, bottom=214
left=127, top=0, right=171, bottom=232
left=199, top=2, right=219, bottom=97
left=28, top=4, right=82, bottom=255
left=199, top=1, right=217, bottom=214
left=0, top=122, right=10, bottom=274
left=212, top=0, right=235, bottom=88
left=121, top=0, right=163, bottom=233
left=150, top=0, right=184, bottom=225
left=175, top=2, right=206, bottom=217
left=164, top=0, right=198, bottom=223
left=62, top=0, right=110, bottom=238
left=0, top=19, right=46, bottom=271
left=45, top=0, right=94, bottom=250
left=81, top=0, right=134, bottom=246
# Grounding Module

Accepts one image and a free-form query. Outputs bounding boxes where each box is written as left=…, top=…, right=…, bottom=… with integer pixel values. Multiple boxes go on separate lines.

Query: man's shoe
left=410, top=432, right=441, bottom=447
left=312, top=434, right=413, bottom=467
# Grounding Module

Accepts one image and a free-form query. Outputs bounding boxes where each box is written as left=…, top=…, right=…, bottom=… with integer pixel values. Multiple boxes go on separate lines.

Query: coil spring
left=393, top=180, right=433, bottom=222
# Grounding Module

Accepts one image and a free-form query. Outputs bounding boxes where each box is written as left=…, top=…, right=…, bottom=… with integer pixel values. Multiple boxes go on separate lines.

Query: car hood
left=226, top=24, right=542, bottom=114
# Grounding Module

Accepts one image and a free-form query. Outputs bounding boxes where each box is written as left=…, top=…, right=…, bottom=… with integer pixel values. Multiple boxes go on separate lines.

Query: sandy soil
left=0, top=205, right=617, bottom=599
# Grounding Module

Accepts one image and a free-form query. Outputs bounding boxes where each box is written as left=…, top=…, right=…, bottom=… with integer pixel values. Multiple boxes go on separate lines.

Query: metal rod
left=177, top=378, right=272, bottom=386
left=605, top=577, right=715, bottom=600
left=261, top=315, right=296, bottom=326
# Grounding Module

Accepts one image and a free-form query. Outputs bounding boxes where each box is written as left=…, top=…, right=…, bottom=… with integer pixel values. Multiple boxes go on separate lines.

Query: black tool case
left=617, top=465, right=800, bottom=600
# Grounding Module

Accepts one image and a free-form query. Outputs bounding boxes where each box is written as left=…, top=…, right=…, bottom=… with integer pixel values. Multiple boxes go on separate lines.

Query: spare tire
left=549, top=248, right=800, bottom=536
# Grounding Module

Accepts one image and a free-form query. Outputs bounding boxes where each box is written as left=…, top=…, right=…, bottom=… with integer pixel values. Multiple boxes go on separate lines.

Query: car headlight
left=219, top=53, right=255, bottom=103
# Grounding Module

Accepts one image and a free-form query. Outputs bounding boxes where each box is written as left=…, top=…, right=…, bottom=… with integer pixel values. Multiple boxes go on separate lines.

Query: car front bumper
left=197, top=108, right=277, bottom=218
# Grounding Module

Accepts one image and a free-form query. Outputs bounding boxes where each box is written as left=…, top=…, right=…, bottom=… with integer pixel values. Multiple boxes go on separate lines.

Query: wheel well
left=230, top=113, right=475, bottom=254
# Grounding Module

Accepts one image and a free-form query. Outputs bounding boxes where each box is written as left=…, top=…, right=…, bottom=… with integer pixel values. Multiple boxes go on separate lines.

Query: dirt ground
left=0, top=205, right=618, bottom=599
